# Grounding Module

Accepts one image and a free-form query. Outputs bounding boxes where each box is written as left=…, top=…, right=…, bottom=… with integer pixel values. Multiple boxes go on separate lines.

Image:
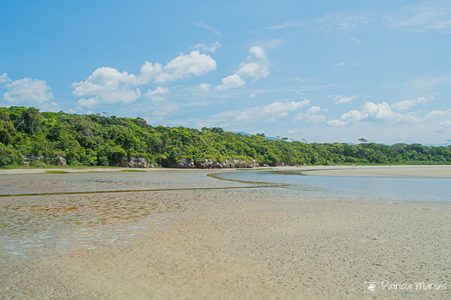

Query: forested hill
left=0, top=106, right=450, bottom=168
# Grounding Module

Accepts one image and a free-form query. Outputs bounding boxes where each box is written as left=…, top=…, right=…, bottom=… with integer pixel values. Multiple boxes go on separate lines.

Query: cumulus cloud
left=73, top=67, right=142, bottom=107
left=295, top=106, right=327, bottom=123
left=155, top=51, right=217, bottom=83
left=2, top=77, right=54, bottom=104
left=136, top=61, right=163, bottom=85
left=74, top=51, right=217, bottom=107
left=212, top=99, right=311, bottom=124
left=236, top=46, right=270, bottom=80
left=327, top=101, right=419, bottom=126
left=144, top=86, right=169, bottom=101
left=216, top=74, right=246, bottom=90
left=204, top=46, right=270, bottom=92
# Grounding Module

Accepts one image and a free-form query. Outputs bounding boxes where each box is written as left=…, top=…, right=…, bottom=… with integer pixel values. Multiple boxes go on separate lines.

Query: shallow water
left=0, top=192, right=183, bottom=260
left=219, top=170, right=451, bottom=202
left=1, top=169, right=449, bottom=260
left=0, top=170, right=240, bottom=195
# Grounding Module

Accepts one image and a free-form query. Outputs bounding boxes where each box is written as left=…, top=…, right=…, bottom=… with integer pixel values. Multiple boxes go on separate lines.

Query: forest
left=0, top=106, right=450, bottom=168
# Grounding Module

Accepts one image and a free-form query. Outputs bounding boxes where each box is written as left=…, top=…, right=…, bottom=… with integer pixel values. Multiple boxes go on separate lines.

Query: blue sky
left=1, top=0, right=450, bottom=144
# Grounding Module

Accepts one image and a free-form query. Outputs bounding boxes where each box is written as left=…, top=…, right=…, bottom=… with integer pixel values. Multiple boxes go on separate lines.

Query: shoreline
left=1, top=164, right=451, bottom=177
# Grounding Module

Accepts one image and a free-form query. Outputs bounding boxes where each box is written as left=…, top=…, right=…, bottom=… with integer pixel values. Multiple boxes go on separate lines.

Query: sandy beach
left=0, top=167, right=450, bottom=299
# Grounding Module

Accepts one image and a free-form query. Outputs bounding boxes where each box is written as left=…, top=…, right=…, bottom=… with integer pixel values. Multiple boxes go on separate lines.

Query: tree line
left=0, top=106, right=450, bottom=167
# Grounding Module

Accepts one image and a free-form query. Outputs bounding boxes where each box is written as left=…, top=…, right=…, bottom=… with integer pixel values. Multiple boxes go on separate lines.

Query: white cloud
left=0, top=73, right=11, bottom=83
left=236, top=62, right=269, bottom=80
left=392, top=96, right=433, bottom=111
left=212, top=99, right=311, bottom=124
left=427, top=109, right=451, bottom=117
left=387, top=1, right=451, bottom=32
left=392, top=99, right=417, bottom=111
left=136, top=61, right=162, bottom=85
left=295, top=106, right=327, bottom=123
left=73, top=67, right=141, bottom=107
left=326, top=119, right=347, bottom=127
left=216, top=74, right=246, bottom=90
left=193, top=41, right=221, bottom=53
left=236, top=46, right=270, bottom=80
left=3, top=77, right=54, bottom=104
left=73, top=51, right=217, bottom=107
left=207, top=45, right=270, bottom=92
left=328, top=101, right=419, bottom=126
left=329, top=95, right=357, bottom=104
left=155, top=51, right=217, bottom=83
left=144, top=86, right=169, bottom=101
left=336, top=62, right=345, bottom=67
left=249, top=46, right=266, bottom=60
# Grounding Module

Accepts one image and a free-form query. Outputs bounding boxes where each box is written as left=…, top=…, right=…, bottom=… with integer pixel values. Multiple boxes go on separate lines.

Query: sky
left=1, top=0, right=451, bottom=145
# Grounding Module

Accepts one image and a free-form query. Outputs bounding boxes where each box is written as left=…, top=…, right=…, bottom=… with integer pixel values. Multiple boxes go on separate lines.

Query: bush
left=0, top=144, right=22, bottom=167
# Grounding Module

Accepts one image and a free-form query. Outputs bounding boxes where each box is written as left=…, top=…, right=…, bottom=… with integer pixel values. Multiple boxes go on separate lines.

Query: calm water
left=219, top=170, right=451, bottom=202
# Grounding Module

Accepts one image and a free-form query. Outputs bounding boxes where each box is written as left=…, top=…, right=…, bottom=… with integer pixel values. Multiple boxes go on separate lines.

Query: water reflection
left=219, top=171, right=451, bottom=202
left=0, top=193, right=183, bottom=258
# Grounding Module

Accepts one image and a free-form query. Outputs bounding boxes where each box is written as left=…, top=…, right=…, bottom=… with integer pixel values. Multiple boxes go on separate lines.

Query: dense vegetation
left=0, top=106, right=450, bottom=168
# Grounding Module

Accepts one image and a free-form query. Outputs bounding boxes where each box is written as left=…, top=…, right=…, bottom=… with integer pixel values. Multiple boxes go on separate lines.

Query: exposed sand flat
left=297, top=165, right=451, bottom=178
left=0, top=169, right=450, bottom=299
left=0, top=167, right=228, bottom=175
left=2, top=165, right=450, bottom=178
left=0, top=169, right=250, bottom=195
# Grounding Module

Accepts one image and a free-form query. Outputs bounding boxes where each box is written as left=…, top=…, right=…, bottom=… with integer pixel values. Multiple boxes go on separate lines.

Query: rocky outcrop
left=194, top=158, right=261, bottom=169
left=178, top=158, right=195, bottom=168
left=127, top=157, right=149, bottom=168
left=21, top=155, right=44, bottom=166
left=56, top=156, right=67, bottom=166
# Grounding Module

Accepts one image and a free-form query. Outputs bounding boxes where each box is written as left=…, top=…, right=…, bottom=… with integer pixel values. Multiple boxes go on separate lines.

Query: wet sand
left=0, top=167, right=450, bottom=299
left=297, top=165, right=451, bottom=178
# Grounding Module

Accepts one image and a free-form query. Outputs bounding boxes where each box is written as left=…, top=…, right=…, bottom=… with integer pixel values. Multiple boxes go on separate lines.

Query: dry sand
left=0, top=167, right=450, bottom=299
